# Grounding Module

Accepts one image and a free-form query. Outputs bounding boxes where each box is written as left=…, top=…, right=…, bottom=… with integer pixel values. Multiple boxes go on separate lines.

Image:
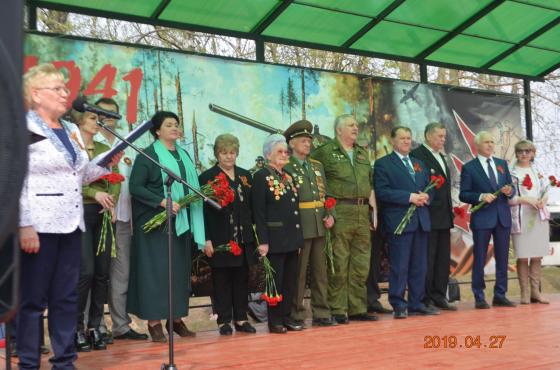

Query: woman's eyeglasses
left=516, top=149, right=533, bottom=154
left=35, top=86, right=70, bottom=95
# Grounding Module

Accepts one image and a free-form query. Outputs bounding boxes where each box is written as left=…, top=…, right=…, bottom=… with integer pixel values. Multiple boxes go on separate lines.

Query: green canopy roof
left=26, top=0, right=560, bottom=79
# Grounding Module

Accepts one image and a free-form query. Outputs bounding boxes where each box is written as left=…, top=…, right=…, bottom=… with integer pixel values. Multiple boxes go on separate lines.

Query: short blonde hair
left=214, top=134, right=239, bottom=158
left=23, top=63, right=65, bottom=108
left=514, top=139, right=536, bottom=153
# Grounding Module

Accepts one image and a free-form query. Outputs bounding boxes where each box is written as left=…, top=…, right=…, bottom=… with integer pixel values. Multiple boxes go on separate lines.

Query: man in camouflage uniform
left=311, top=114, right=378, bottom=323
left=284, top=120, right=337, bottom=328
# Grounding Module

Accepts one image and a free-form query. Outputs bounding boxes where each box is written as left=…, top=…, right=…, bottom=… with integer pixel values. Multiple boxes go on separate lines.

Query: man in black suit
left=411, top=122, right=456, bottom=311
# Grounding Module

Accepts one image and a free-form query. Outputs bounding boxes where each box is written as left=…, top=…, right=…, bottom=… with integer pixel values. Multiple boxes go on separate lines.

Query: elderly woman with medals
left=252, top=134, right=304, bottom=333
left=127, top=111, right=205, bottom=343
left=199, top=134, right=257, bottom=336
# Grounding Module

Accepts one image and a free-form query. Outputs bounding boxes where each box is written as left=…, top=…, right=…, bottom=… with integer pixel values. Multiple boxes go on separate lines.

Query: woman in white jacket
left=17, top=63, right=120, bottom=369
left=509, top=139, right=549, bottom=305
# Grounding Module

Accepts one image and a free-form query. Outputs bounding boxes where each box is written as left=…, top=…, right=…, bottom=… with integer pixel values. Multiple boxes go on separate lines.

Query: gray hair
left=474, top=131, right=494, bottom=145
left=263, top=134, right=287, bottom=159
left=334, top=114, right=356, bottom=134
left=424, top=122, right=446, bottom=139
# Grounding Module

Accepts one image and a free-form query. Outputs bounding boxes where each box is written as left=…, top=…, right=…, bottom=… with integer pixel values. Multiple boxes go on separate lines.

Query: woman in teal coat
left=127, top=111, right=205, bottom=343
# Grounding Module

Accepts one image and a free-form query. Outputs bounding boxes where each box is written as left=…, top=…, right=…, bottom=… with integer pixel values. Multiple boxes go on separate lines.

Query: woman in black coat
left=252, top=134, right=304, bottom=334
left=199, top=134, right=257, bottom=335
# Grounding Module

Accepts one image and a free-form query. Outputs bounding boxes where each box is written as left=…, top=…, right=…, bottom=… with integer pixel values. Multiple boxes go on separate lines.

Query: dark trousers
left=366, top=228, right=384, bottom=306
left=212, top=264, right=249, bottom=325
left=267, top=251, right=298, bottom=327
left=17, top=229, right=81, bottom=370
left=424, top=228, right=451, bottom=305
left=472, top=224, right=511, bottom=302
left=77, top=204, right=111, bottom=332
left=386, top=229, right=428, bottom=311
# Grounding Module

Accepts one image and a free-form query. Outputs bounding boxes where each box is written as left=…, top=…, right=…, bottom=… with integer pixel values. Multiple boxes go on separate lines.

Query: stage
left=4, top=295, right=560, bottom=370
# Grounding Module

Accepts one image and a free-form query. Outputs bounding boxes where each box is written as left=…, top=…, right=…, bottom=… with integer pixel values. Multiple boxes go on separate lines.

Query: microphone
left=72, top=96, right=122, bottom=120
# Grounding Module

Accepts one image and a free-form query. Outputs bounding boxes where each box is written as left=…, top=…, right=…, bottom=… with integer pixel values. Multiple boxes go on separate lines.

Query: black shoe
left=284, top=319, right=304, bottom=331
left=409, top=306, right=440, bottom=316
left=393, top=308, right=408, bottom=319
left=332, top=314, right=349, bottom=325
left=75, top=331, right=91, bottom=352
left=312, top=317, right=337, bottom=327
left=475, top=300, right=490, bottom=309
left=114, top=329, right=149, bottom=340
left=268, top=324, right=287, bottom=334
left=234, top=321, right=256, bottom=333
left=348, top=313, right=378, bottom=321
left=434, top=300, right=458, bottom=311
left=89, top=329, right=107, bottom=350
left=219, top=323, right=233, bottom=336
left=368, top=301, right=393, bottom=314
left=492, top=297, right=517, bottom=307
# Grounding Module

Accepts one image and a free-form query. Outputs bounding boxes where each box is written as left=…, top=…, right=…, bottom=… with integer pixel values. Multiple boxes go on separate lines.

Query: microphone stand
left=96, top=119, right=221, bottom=370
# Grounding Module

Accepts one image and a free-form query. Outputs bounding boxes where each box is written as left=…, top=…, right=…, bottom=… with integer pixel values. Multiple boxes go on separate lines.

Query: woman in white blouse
left=18, top=63, right=121, bottom=368
left=509, top=140, right=549, bottom=305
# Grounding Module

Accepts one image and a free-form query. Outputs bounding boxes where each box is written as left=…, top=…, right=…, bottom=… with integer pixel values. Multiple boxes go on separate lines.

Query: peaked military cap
left=283, top=120, right=313, bottom=142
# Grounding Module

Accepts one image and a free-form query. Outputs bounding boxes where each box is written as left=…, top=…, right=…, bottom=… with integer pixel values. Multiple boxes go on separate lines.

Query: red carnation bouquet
left=324, top=197, right=336, bottom=274
left=143, top=172, right=235, bottom=232
left=96, top=173, right=126, bottom=257
left=261, top=255, right=283, bottom=306
left=213, top=240, right=243, bottom=256
left=395, top=175, right=445, bottom=235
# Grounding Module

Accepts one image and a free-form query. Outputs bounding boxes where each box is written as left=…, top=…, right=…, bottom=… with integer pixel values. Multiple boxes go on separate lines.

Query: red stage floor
left=4, top=295, right=560, bottom=369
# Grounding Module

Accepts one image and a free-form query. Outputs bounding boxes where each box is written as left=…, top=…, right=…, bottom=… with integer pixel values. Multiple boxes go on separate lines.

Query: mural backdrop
left=24, top=33, right=523, bottom=279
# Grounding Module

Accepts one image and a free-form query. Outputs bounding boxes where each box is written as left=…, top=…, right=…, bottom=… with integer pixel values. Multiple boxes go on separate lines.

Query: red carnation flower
left=99, top=173, right=125, bottom=184
left=229, top=240, right=242, bottom=256
left=521, top=174, right=533, bottom=190
left=497, top=165, right=504, bottom=174
left=324, top=197, right=336, bottom=210
left=413, top=162, right=422, bottom=173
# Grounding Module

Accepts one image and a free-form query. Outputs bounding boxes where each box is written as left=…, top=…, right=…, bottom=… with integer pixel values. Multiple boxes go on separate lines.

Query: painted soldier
left=284, top=120, right=337, bottom=327
left=311, top=114, right=378, bottom=323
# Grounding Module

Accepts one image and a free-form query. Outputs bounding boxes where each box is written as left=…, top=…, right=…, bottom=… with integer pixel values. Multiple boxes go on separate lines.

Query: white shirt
left=94, top=132, right=136, bottom=222
left=423, top=143, right=447, bottom=176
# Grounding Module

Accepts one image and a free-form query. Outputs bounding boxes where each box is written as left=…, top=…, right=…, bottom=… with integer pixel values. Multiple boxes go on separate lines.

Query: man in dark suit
left=459, top=131, right=516, bottom=309
left=411, top=122, right=456, bottom=311
left=374, top=126, right=439, bottom=319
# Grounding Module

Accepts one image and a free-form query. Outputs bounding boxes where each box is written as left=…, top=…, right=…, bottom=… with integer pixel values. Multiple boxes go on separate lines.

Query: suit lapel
left=473, top=158, right=494, bottom=189
left=420, top=145, right=447, bottom=178
left=389, top=152, right=416, bottom=188
left=493, top=157, right=504, bottom=187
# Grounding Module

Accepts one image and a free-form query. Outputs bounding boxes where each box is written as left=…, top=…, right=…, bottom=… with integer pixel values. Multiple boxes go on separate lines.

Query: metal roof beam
left=415, top=0, right=506, bottom=60
left=150, top=0, right=171, bottom=19
left=341, top=0, right=405, bottom=48
left=538, top=61, right=560, bottom=77
left=251, top=0, right=294, bottom=34
left=482, top=16, right=560, bottom=69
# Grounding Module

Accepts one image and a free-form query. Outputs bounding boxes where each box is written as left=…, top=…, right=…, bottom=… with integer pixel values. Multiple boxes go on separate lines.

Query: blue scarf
left=153, top=140, right=205, bottom=246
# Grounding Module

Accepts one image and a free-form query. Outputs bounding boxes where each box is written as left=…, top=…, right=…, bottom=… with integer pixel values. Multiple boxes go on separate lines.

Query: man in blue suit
left=374, top=126, right=439, bottom=319
left=459, top=131, right=516, bottom=309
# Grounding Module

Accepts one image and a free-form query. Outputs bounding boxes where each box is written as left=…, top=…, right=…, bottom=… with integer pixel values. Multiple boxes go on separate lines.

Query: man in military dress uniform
left=311, top=114, right=378, bottom=323
left=284, top=120, right=337, bottom=327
